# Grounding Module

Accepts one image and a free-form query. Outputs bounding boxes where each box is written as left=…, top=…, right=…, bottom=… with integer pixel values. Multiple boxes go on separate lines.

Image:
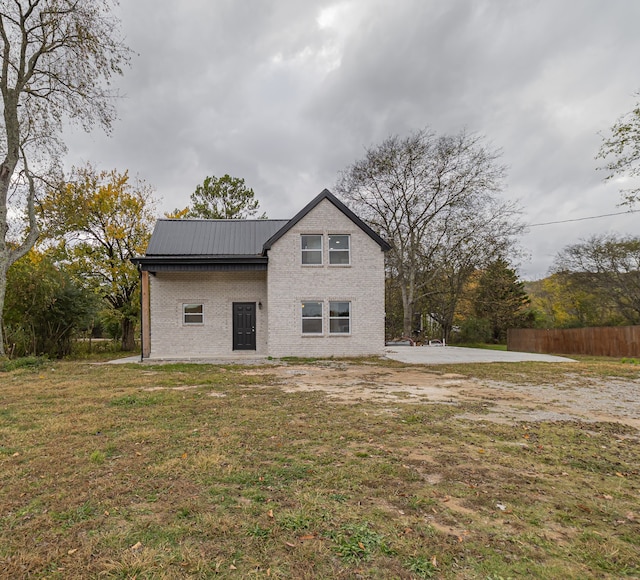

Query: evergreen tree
left=473, top=258, right=532, bottom=342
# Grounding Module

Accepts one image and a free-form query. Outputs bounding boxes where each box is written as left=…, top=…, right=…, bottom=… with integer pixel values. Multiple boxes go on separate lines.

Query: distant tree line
left=527, top=234, right=640, bottom=329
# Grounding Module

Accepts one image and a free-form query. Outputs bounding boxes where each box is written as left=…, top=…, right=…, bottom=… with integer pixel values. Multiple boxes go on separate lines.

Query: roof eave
left=131, top=255, right=268, bottom=267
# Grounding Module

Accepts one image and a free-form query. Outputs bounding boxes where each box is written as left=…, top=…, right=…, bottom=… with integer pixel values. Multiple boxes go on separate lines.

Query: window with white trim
left=329, top=234, right=350, bottom=265
left=329, top=301, right=351, bottom=334
left=183, top=303, right=204, bottom=324
left=301, top=234, right=323, bottom=265
left=301, top=301, right=323, bottom=334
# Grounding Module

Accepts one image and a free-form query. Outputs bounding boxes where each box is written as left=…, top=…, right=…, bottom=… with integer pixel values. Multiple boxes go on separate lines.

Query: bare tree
left=336, top=128, right=520, bottom=337
left=419, top=196, right=522, bottom=341
left=0, top=0, right=130, bottom=355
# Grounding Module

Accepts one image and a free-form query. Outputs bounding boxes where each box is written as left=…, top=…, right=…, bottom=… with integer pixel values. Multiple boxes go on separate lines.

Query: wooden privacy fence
left=507, top=326, right=640, bottom=358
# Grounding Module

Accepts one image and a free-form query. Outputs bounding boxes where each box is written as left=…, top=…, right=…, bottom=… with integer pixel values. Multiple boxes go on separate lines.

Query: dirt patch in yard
left=252, top=363, right=640, bottom=429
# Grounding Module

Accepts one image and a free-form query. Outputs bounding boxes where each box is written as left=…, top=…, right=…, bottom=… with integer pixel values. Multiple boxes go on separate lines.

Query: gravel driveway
left=264, top=360, right=640, bottom=429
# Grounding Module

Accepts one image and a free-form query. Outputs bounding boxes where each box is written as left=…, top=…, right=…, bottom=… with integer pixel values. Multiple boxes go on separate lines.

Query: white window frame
left=329, top=301, right=351, bottom=334
left=183, top=303, right=204, bottom=325
left=301, top=301, right=323, bottom=334
left=328, top=234, right=351, bottom=266
left=301, top=234, right=323, bottom=265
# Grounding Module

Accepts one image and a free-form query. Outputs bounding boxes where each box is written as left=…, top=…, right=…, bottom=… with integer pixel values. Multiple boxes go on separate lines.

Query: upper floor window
left=183, top=303, right=204, bottom=324
left=329, top=235, right=350, bottom=265
left=301, top=235, right=322, bottom=265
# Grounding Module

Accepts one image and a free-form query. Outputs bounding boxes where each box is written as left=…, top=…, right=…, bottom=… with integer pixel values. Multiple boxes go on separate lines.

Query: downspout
left=138, top=264, right=144, bottom=362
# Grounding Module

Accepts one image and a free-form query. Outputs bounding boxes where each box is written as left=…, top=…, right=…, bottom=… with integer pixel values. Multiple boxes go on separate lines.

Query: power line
left=527, top=209, right=640, bottom=228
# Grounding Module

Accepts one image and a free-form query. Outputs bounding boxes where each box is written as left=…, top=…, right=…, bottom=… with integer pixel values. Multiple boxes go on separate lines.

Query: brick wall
left=266, top=198, right=386, bottom=357
left=149, top=271, right=267, bottom=359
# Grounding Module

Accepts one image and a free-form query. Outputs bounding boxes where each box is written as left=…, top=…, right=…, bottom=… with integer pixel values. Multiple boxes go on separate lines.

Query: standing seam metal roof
left=140, top=190, right=391, bottom=263
left=145, top=219, right=290, bottom=256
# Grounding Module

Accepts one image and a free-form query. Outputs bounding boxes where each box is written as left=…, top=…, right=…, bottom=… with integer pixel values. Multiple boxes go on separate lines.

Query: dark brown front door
left=233, top=302, right=256, bottom=350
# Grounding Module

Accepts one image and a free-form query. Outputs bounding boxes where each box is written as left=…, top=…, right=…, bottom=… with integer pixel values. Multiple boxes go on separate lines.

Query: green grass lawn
left=0, top=358, right=638, bottom=578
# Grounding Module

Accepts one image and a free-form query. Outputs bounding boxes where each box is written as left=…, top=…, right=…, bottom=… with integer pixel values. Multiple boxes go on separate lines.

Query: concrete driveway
left=384, top=345, right=576, bottom=364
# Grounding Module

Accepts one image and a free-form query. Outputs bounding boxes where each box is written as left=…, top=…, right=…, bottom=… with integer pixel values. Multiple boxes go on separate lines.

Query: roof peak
left=262, top=188, right=391, bottom=253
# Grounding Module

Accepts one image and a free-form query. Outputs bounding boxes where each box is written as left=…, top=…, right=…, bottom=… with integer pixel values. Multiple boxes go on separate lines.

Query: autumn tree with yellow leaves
left=39, top=166, right=156, bottom=351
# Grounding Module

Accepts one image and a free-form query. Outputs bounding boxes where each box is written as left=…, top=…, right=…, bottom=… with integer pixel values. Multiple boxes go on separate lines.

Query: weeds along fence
left=507, top=326, right=640, bottom=357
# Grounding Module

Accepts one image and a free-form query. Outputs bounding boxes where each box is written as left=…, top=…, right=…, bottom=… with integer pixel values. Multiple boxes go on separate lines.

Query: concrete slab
left=106, top=355, right=141, bottom=364
left=384, top=346, right=576, bottom=365
left=107, top=348, right=576, bottom=366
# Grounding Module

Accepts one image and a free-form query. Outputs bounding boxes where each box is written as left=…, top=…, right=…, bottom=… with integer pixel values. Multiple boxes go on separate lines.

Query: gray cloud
left=63, top=0, right=640, bottom=278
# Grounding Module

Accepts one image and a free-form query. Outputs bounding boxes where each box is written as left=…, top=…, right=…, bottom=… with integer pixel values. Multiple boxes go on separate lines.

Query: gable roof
left=133, top=189, right=390, bottom=272
left=262, top=189, right=391, bottom=253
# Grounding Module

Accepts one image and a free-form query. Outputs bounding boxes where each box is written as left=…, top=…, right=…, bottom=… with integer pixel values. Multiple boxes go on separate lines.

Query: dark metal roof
left=132, top=190, right=390, bottom=273
left=145, top=219, right=290, bottom=257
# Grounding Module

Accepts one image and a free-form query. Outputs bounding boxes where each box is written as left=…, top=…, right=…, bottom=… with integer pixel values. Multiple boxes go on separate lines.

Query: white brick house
left=133, top=190, right=390, bottom=360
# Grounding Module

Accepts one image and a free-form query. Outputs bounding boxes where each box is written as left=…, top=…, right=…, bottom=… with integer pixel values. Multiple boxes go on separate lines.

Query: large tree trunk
left=442, top=322, right=453, bottom=343
left=121, top=317, right=136, bottom=351
left=400, top=283, right=413, bottom=338
left=0, top=164, right=39, bottom=357
left=399, top=258, right=417, bottom=338
left=0, top=85, right=23, bottom=356
left=0, top=90, right=39, bottom=356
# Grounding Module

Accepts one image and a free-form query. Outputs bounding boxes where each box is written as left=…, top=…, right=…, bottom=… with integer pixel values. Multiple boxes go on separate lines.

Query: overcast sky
left=65, top=0, right=640, bottom=280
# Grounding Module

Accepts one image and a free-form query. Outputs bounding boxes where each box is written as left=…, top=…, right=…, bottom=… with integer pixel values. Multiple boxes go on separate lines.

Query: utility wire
left=527, top=209, right=640, bottom=228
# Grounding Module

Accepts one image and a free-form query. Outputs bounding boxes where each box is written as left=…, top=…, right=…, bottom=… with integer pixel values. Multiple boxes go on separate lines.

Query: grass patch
left=108, top=393, right=163, bottom=407
left=0, top=356, right=48, bottom=372
left=0, top=358, right=638, bottom=578
left=279, top=356, right=322, bottom=364
left=406, top=555, right=438, bottom=578
left=327, top=521, right=392, bottom=562
left=419, top=355, right=640, bottom=382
